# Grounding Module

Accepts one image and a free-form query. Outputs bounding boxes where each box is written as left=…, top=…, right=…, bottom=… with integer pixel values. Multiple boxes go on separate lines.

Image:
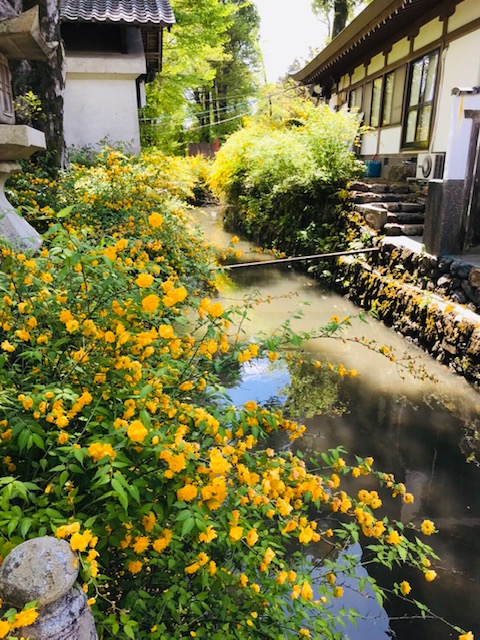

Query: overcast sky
left=254, top=0, right=329, bottom=83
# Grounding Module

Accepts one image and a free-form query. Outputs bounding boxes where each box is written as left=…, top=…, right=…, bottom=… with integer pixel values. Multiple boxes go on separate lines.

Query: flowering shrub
left=208, top=98, right=364, bottom=256
left=0, top=153, right=472, bottom=640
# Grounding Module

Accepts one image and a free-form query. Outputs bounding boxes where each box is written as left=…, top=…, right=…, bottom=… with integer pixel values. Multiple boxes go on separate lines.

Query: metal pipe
left=217, top=247, right=379, bottom=270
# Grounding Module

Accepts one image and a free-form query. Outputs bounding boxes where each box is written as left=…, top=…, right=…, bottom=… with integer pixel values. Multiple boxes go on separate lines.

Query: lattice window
left=0, top=55, right=14, bottom=125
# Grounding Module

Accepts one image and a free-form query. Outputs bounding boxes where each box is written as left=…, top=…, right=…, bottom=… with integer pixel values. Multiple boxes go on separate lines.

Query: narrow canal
left=195, top=207, right=480, bottom=640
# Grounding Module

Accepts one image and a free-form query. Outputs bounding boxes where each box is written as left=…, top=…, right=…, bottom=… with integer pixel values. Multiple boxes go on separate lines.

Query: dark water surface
left=195, top=207, right=480, bottom=639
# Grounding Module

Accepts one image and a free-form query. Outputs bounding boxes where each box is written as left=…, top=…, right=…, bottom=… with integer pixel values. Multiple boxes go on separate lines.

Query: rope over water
left=216, top=247, right=379, bottom=270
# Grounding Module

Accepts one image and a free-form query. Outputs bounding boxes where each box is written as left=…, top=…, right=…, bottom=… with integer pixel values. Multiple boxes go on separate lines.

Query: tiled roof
left=59, top=0, right=175, bottom=27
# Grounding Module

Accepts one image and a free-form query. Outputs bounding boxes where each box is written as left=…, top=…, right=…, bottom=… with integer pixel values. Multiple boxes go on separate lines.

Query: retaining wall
left=334, top=237, right=480, bottom=386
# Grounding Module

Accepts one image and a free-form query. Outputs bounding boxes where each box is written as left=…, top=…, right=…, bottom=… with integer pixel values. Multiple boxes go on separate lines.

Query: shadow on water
left=194, top=206, right=480, bottom=639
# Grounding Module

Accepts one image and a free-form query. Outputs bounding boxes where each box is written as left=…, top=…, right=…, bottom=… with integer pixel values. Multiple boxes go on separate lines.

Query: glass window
left=370, top=77, right=383, bottom=128
left=0, top=59, right=14, bottom=125
left=403, top=51, right=439, bottom=148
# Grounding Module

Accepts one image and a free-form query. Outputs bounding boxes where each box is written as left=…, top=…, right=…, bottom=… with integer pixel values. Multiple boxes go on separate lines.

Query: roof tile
left=59, top=0, right=175, bottom=27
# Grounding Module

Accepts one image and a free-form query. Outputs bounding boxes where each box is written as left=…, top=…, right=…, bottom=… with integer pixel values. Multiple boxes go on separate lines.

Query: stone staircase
left=349, top=180, right=425, bottom=237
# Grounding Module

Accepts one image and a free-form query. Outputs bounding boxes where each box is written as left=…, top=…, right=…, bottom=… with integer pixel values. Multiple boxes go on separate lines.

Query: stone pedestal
left=423, top=179, right=465, bottom=256
left=0, top=124, right=46, bottom=251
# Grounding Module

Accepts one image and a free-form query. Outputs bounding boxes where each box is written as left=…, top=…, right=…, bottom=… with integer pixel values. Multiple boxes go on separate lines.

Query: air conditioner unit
left=416, top=153, right=445, bottom=180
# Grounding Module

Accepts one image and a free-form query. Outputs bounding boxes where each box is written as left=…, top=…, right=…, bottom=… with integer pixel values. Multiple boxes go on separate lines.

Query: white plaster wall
left=448, top=0, right=480, bottom=32
left=378, top=126, right=402, bottom=155
left=431, top=30, right=480, bottom=153
left=64, top=74, right=142, bottom=154
left=361, top=131, right=378, bottom=156
left=444, top=92, right=480, bottom=180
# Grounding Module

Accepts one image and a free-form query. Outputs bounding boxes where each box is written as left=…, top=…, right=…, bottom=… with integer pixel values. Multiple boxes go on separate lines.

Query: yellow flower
left=152, top=529, right=172, bottom=553
left=198, top=526, right=217, bottom=543
left=177, top=484, right=198, bottom=502
left=386, top=530, right=402, bottom=545
left=459, top=632, right=474, bottom=640
left=136, top=273, right=154, bottom=288
left=11, top=608, right=38, bottom=629
left=208, top=302, right=224, bottom=318
left=403, top=492, right=414, bottom=504
left=300, top=581, right=313, bottom=600
left=127, top=560, right=142, bottom=574
left=142, top=294, right=160, bottom=312
left=334, top=586, right=343, bottom=598
left=229, top=525, right=243, bottom=542
left=58, top=431, right=69, bottom=445
left=133, top=536, right=149, bottom=553
left=400, top=581, right=411, bottom=595
left=245, top=529, right=258, bottom=547
left=55, top=522, right=81, bottom=538
left=148, top=212, right=163, bottom=227
left=127, top=420, right=148, bottom=443
left=159, top=324, right=175, bottom=339
left=88, top=442, right=116, bottom=462
left=1, top=341, right=15, bottom=352
left=424, top=570, right=437, bottom=582
left=299, top=630, right=310, bottom=637
left=185, top=562, right=200, bottom=574
left=0, top=620, right=10, bottom=638
left=142, top=512, right=156, bottom=532
left=420, top=519, right=436, bottom=535
left=70, top=529, right=93, bottom=552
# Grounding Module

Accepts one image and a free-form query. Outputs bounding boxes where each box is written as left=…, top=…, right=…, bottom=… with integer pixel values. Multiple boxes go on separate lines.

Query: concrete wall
left=63, top=28, right=146, bottom=155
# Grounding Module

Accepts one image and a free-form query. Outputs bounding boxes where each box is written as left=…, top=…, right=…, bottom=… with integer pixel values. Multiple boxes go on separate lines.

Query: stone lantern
left=0, top=7, right=53, bottom=251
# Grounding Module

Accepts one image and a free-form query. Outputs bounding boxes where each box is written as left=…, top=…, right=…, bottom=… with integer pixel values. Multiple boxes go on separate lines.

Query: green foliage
left=209, top=97, right=364, bottom=256
left=0, top=152, right=469, bottom=640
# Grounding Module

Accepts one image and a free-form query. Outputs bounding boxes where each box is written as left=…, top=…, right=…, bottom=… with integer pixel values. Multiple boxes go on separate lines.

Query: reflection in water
left=195, top=207, right=480, bottom=639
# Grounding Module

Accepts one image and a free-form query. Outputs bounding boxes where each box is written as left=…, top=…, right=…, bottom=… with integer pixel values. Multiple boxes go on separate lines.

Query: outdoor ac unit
left=416, top=153, right=445, bottom=180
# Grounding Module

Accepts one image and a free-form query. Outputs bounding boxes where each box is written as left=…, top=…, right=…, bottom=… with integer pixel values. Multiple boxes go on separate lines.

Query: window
left=403, top=51, right=439, bottom=148
left=359, top=65, right=406, bottom=129
left=0, top=55, right=14, bottom=125
left=382, top=65, right=406, bottom=126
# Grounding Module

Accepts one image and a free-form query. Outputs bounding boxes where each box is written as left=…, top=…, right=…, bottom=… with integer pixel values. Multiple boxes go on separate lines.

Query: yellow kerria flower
left=0, top=619, right=10, bottom=637
left=136, top=273, right=154, bottom=288
left=208, top=302, right=224, bottom=318
left=142, top=294, right=160, bottom=312
left=177, top=483, right=198, bottom=502
left=148, top=212, right=163, bottom=227
left=245, top=529, right=259, bottom=547
left=142, top=512, right=156, bottom=532
left=400, top=580, right=411, bottom=595
left=70, top=530, right=93, bottom=552
left=127, top=560, right=142, bottom=574
left=420, top=519, right=436, bottom=535
left=424, top=570, right=437, bottom=582
left=229, top=525, right=243, bottom=542
left=386, top=530, right=402, bottom=545
left=127, top=420, right=148, bottom=443
left=132, top=536, right=149, bottom=554
left=459, top=632, right=474, bottom=640
left=11, top=608, right=38, bottom=629
left=55, top=521, right=81, bottom=538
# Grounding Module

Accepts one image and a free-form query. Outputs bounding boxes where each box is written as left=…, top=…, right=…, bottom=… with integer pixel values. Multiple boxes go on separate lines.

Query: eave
left=292, top=0, right=461, bottom=88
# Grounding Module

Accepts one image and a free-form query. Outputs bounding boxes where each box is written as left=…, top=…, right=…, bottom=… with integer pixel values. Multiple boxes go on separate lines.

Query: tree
left=192, top=0, right=262, bottom=143
left=141, top=0, right=262, bottom=151
left=311, top=0, right=368, bottom=39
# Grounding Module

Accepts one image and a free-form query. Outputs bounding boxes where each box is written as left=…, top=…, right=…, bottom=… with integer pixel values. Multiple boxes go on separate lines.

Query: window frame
left=402, top=50, right=439, bottom=150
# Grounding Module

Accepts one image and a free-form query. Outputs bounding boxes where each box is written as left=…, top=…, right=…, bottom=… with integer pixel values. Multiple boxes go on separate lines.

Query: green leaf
left=111, top=478, right=128, bottom=512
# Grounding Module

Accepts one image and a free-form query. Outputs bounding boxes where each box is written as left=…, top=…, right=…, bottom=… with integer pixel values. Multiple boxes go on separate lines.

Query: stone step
left=384, top=223, right=424, bottom=237
left=350, top=191, right=408, bottom=204
left=350, top=181, right=417, bottom=194
left=387, top=211, right=425, bottom=225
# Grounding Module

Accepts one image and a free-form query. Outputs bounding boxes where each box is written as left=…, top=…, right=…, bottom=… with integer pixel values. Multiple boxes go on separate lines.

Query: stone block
left=0, top=537, right=78, bottom=608
left=468, top=267, right=480, bottom=288
left=15, top=586, right=98, bottom=640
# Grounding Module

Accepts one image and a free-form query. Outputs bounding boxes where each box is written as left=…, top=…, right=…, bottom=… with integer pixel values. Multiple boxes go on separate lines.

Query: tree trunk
left=332, top=0, right=348, bottom=37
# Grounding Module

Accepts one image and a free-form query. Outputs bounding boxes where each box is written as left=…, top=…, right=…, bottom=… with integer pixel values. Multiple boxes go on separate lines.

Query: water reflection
left=195, top=206, right=480, bottom=639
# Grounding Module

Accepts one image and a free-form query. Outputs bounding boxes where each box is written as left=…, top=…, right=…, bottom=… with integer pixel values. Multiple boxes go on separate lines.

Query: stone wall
left=334, top=238, right=480, bottom=385
left=0, top=537, right=98, bottom=639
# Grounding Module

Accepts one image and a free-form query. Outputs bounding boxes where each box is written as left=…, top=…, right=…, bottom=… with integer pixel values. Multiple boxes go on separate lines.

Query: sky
left=254, top=0, right=329, bottom=83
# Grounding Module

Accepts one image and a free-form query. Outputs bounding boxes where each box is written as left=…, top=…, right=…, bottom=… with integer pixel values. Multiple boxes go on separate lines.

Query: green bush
left=0, top=153, right=469, bottom=640
left=209, top=99, right=364, bottom=255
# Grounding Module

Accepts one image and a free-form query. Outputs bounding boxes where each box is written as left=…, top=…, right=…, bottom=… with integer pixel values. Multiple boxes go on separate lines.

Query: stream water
left=195, top=207, right=480, bottom=639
